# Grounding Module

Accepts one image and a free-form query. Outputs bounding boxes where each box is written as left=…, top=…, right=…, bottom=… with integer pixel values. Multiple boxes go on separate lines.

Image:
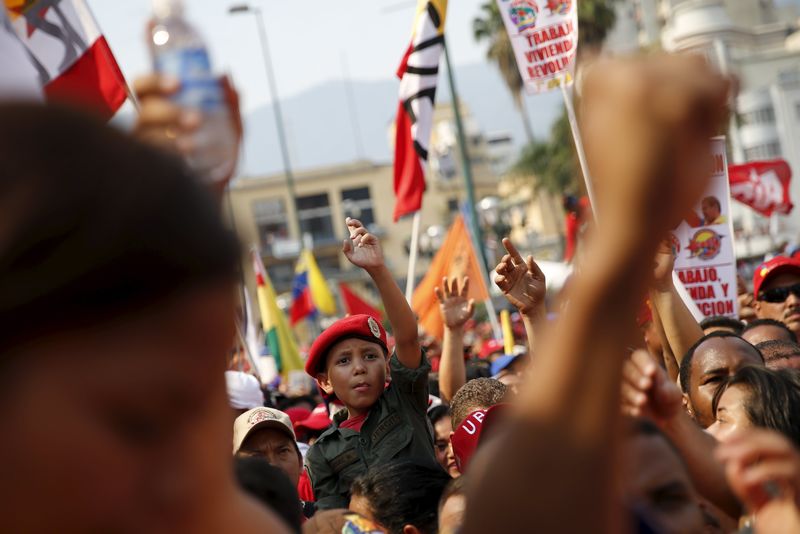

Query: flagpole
left=405, top=211, right=422, bottom=303
left=559, top=83, right=597, bottom=213
left=443, top=38, right=502, bottom=341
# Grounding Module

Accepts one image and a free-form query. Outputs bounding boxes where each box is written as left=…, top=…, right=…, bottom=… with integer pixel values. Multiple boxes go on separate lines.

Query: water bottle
left=148, top=0, right=237, bottom=183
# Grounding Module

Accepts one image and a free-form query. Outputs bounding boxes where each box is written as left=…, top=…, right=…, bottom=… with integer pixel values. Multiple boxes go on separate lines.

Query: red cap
left=294, top=403, right=332, bottom=433
left=753, top=256, right=800, bottom=299
left=479, top=339, right=504, bottom=359
left=283, top=407, right=312, bottom=426
left=305, top=314, right=388, bottom=376
left=450, top=404, right=508, bottom=474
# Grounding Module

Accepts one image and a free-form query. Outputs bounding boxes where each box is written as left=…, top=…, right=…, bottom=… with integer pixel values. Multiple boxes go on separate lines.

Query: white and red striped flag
left=5, top=0, right=128, bottom=120
left=393, top=0, right=448, bottom=221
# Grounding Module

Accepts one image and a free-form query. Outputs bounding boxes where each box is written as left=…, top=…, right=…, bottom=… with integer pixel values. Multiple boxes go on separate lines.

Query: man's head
left=699, top=316, right=743, bottom=336
left=755, top=340, right=800, bottom=370
left=234, top=457, right=302, bottom=532
left=349, top=460, right=451, bottom=534
left=438, top=476, right=467, bottom=534
left=233, top=408, right=302, bottom=486
left=678, top=332, right=764, bottom=428
left=753, top=256, right=800, bottom=337
left=305, top=315, right=389, bottom=414
left=701, top=196, right=721, bottom=222
left=622, top=419, right=705, bottom=534
left=741, top=318, right=797, bottom=345
left=449, top=378, right=507, bottom=428
left=0, top=104, right=244, bottom=532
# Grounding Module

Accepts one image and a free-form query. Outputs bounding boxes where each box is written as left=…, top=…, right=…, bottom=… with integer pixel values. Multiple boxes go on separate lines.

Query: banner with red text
left=495, top=0, right=577, bottom=94
left=671, top=137, right=738, bottom=319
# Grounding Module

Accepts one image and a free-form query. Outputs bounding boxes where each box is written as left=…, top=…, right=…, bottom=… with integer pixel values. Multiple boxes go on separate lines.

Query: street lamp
left=228, top=3, right=303, bottom=248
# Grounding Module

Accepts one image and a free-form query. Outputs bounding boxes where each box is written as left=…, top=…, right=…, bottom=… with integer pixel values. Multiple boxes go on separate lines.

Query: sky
left=88, top=0, right=493, bottom=113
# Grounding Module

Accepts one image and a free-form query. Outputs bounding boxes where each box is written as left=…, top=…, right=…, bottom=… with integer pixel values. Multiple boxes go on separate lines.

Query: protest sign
left=671, top=137, right=739, bottom=318
left=495, top=0, right=578, bottom=94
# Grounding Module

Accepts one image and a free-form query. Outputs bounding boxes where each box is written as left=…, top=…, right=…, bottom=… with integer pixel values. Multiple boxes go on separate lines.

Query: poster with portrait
left=495, top=0, right=578, bottom=94
left=671, top=137, right=739, bottom=319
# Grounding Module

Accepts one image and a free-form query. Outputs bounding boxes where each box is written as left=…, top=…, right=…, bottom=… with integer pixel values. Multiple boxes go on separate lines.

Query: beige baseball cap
left=233, top=407, right=297, bottom=454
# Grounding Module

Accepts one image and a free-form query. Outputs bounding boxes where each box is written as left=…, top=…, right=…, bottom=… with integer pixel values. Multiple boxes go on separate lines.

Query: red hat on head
left=479, top=339, right=504, bottom=360
left=294, top=403, right=332, bottom=433
left=305, top=314, right=388, bottom=376
left=284, top=407, right=312, bottom=426
left=450, top=404, right=508, bottom=474
left=753, top=256, right=800, bottom=300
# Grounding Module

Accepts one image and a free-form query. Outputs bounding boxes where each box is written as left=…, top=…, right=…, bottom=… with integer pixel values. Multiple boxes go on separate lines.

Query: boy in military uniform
left=304, top=218, right=437, bottom=510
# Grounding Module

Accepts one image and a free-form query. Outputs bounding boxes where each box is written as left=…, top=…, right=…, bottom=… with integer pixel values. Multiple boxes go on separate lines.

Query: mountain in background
left=238, top=61, right=562, bottom=177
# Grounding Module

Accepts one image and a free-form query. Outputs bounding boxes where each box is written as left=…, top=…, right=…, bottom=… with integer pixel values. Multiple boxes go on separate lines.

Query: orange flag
left=412, top=214, right=489, bottom=339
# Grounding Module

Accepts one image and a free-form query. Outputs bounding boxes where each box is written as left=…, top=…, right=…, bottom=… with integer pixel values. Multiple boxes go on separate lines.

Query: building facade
left=605, top=0, right=800, bottom=258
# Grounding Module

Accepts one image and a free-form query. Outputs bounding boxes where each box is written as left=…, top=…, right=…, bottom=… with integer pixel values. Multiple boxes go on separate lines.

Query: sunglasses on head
left=758, top=283, right=800, bottom=303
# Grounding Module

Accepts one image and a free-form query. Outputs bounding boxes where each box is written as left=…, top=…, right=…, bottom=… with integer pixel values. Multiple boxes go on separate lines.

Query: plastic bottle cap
left=152, top=0, right=184, bottom=19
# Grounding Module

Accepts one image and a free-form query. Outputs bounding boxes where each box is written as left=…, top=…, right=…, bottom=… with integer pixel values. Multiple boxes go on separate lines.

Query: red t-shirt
left=339, top=413, right=368, bottom=432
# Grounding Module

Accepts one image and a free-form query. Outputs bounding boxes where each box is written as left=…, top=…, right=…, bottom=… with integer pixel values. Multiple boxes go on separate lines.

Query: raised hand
left=342, top=218, right=384, bottom=271
left=494, top=238, right=546, bottom=317
left=716, top=429, right=800, bottom=516
left=581, top=54, right=730, bottom=245
left=132, top=74, right=242, bottom=192
left=621, top=350, right=683, bottom=424
left=435, top=277, right=475, bottom=330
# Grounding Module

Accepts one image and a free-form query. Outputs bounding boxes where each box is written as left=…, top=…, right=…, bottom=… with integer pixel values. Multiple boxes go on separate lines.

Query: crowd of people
left=3, top=51, right=800, bottom=534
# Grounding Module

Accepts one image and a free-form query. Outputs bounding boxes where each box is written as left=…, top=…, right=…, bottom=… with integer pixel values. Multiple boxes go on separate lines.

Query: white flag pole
left=405, top=211, right=422, bottom=303
left=559, top=82, right=597, bottom=214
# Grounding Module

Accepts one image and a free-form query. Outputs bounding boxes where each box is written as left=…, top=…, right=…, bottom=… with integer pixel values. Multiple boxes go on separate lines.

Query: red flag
left=6, top=0, right=128, bottom=120
left=729, top=160, right=793, bottom=217
left=392, top=1, right=448, bottom=221
left=339, top=283, right=383, bottom=322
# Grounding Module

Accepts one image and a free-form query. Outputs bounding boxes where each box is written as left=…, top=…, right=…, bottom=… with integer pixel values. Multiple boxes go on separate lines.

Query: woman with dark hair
left=709, top=365, right=800, bottom=446
left=427, top=404, right=459, bottom=477
left=0, top=104, right=285, bottom=532
left=349, top=459, right=451, bottom=534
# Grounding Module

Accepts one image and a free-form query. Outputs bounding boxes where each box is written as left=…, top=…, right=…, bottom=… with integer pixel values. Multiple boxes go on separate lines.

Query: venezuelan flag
left=251, top=250, right=303, bottom=376
left=289, top=249, right=337, bottom=325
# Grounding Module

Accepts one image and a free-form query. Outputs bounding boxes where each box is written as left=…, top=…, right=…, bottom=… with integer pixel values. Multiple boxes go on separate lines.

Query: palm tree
left=473, top=2, right=535, bottom=144
left=481, top=0, right=619, bottom=195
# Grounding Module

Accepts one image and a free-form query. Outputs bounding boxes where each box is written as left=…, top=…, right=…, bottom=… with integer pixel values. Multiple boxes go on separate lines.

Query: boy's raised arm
left=342, top=218, right=421, bottom=368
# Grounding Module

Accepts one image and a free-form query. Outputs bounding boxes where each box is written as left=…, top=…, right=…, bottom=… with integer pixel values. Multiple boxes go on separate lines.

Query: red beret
left=305, top=314, right=388, bottom=376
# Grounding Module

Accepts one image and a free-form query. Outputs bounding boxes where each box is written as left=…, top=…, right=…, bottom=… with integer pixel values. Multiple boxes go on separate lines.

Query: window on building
left=744, top=141, right=782, bottom=161
left=740, top=107, right=775, bottom=126
left=266, top=263, right=294, bottom=293
left=297, top=193, right=335, bottom=246
left=447, top=198, right=460, bottom=214
left=252, top=198, right=289, bottom=255
left=341, top=186, right=376, bottom=228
